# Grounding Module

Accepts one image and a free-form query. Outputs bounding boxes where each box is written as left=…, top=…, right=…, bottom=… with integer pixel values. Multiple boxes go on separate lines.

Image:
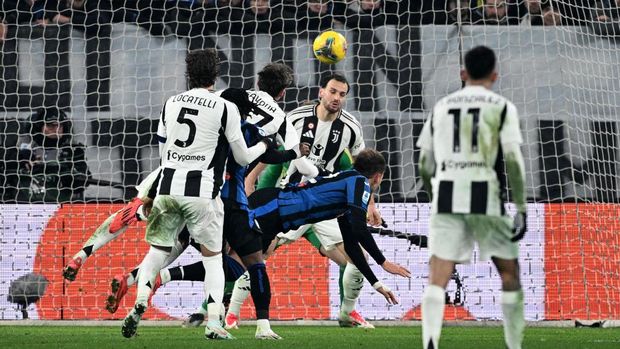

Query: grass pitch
left=1, top=325, right=619, bottom=349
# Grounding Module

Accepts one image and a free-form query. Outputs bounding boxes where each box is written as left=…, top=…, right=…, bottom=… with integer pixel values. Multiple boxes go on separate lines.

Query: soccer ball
left=313, top=30, right=347, bottom=64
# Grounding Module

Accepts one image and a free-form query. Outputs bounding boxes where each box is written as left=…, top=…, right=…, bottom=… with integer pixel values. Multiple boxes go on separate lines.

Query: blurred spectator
left=1, top=0, right=46, bottom=43
left=44, top=0, right=112, bottom=110
left=594, top=0, right=620, bottom=21
left=521, top=0, right=562, bottom=25
left=551, top=0, right=596, bottom=25
left=446, top=0, right=525, bottom=25
left=17, top=108, right=90, bottom=203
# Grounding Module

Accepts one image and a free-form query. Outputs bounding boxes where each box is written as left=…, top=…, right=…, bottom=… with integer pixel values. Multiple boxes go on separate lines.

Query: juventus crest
left=331, top=130, right=341, bottom=143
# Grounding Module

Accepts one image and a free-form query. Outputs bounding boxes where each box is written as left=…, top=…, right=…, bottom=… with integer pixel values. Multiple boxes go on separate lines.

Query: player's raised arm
left=224, top=101, right=270, bottom=166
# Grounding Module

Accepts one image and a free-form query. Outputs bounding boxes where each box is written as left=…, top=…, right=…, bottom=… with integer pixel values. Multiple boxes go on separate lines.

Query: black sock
left=169, top=261, right=205, bottom=281
left=248, top=262, right=271, bottom=320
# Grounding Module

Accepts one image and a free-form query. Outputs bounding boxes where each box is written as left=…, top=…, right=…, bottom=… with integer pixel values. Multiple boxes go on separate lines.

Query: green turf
left=0, top=325, right=619, bottom=349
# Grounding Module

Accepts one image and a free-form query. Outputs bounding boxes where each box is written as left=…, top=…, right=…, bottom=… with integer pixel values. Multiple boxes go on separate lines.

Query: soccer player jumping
left=417, top=46, right=527, bottom=349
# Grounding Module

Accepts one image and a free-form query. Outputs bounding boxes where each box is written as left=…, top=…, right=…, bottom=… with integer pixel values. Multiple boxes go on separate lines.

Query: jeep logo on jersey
left=312, top=144, right=324, bottom=156
left=331, top=130, right=341, bottom=143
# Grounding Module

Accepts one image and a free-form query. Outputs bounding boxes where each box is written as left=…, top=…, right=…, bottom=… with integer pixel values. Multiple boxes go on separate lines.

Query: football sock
left=159, top=269, right=171, bottom=285
left=342, top=263, right=364, bottom=314
left=248, top=263, right=271, bottom=320
left=338, top=264, right=345, bottom=305
left=256, top=319, right=271, bottom=332
left=161, top=240, right=185, bottom=269
left=203, top=254, right=225, bottom=323
left=127, top=267, right=139, bottom=287
left=422, top=284, right=445, bottom=349
left=502, top=289, right=525, bottom=349
left=74, top=213, right=126, bottom=263
left=135, top=247, right=169, bottom=307
left=228, top=271, right=251, bottom=316
left=198, top=299, right=209, bottom=315
left=168, top=261, right=206, bottom=282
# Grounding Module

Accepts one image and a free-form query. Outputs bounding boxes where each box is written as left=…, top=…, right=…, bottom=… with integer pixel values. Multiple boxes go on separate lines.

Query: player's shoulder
left=286, top=103, right=316, bottom=121
left=339, top=109, right=363, bottom=131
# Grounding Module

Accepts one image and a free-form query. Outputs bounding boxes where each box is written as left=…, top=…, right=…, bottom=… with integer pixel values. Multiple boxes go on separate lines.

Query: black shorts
left=248, top=188, right=282, bottom=252
left=223, top=200, right=263, bottom=257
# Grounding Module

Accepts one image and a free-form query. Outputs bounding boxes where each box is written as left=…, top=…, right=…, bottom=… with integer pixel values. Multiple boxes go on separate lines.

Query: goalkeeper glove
left=511, top=211, right=527, bottom=242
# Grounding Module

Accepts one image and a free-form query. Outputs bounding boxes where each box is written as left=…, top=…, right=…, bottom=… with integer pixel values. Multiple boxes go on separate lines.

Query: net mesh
left=0, top=1, right=618, bottom=321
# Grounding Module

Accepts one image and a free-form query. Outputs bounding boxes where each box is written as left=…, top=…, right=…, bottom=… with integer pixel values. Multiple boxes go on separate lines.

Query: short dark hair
left=464, top=46, right=496, bottom=80
left=320, top=73, right=349, bottom=94
left=353, top=149, right=386, bottom=178
left=185, top=49, right=220, bottom=89
left=219, top=88, right=254, bottom=119
left=257, top=63, right=294, bottom=98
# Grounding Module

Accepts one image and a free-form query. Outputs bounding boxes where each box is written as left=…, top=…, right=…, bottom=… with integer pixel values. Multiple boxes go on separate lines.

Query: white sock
left=135, top=247, right=169, bottom=306
left=422, top=284, right=445, bottom=349
left=159, top=269, right=171, bottom=285
left=75, top=213, right=127, bottom=262
left=502, top=290, right=525, bottom=349
left=256, top=319, right=271, bottom=332
left=203, top=254, right=225, bottom=323
left=161, top=240, right=185, bottom=269
left=341, top=263, right=363, bottom=314
left=136, top=205, right=147, bottom=221
left=228, top=271, right=251, bottom=317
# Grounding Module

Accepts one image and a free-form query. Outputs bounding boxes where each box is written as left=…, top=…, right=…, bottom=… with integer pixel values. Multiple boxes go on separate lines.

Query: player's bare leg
left=492, top=257, right=524, bottom=349
left=422, top=255, right=456, bottom=349
left=63, top=197, right=147, bottom=281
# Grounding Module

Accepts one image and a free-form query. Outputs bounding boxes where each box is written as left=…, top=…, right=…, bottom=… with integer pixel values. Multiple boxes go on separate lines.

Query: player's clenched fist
left=299, top=142, right=311, bottom=157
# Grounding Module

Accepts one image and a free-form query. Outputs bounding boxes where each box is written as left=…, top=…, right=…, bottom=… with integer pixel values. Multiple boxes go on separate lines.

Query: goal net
left=0, top=1, right=618, bottom=322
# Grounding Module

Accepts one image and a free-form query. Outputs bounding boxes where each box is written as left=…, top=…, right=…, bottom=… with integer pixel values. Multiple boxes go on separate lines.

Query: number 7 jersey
left=416, top=85, right=523, bottom=216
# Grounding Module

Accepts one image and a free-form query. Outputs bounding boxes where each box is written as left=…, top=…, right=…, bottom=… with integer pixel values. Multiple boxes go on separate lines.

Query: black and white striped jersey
left=156, top=88, right=244, bottom=199
left=246, top=90, right=299, bottom=151
left=417, top=85, right=523, bottom=216
left=284, top=103, right=364, bottom=183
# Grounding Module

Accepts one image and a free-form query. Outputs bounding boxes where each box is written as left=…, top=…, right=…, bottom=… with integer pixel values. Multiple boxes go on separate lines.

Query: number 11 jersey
left=417, top=85, right=523, bottom=216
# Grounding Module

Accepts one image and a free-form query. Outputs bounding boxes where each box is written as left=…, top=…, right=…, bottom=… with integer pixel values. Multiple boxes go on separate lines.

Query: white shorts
left=145, top=195, right=224, bottom=252
left=135, top=169, right=161, bottom=199
left=281, top=218, right=342, bottom=251
left=429, top=213, right=519, bottom=263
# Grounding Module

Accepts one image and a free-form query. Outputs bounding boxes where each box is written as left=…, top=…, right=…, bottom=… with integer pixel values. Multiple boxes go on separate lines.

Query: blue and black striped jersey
left=277, top=170, right=371, bottom=231
left=220, top=121, right=263, bottom=207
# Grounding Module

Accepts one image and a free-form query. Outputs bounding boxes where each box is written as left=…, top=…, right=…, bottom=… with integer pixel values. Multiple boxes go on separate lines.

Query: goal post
left=0, top=3, right=618, bottom=321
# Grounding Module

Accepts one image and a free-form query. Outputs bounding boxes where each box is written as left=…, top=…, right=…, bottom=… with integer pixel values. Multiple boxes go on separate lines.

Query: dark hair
left=29, top=107, right=73, bottom=144
left=185, top=49, right=220, bottom=89
left=320, top=73, right=349, bottom=94
left=219, top=88, right=255, bottom=120
left=464, top=46, right=496, bottom=80
left=257, top=63, right=294, bottom=98
left=353, top=149, right=386, bottom=178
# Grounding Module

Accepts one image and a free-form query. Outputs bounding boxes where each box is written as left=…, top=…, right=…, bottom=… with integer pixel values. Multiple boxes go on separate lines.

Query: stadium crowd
left=0, top=1, right=616, bottom=41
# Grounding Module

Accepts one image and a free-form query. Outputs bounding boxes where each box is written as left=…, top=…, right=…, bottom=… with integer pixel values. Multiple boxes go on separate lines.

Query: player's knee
left=499, top=270, right=521, bottom=291
left=240, top=251, right=263, bottom=267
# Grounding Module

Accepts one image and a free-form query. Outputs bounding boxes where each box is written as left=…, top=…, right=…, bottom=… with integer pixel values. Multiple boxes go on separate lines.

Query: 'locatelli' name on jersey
left=171, top=94, right=218, bottom=108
